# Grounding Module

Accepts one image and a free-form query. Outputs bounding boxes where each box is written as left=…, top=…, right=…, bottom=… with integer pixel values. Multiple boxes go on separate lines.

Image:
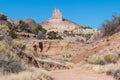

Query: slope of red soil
left=72, top=32, right=120, bottom=63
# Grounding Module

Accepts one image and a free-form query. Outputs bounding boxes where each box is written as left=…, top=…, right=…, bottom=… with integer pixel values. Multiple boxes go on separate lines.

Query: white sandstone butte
left=39, top=8, right=81, bottom=32
left=52, top=8, right=62, bottom=19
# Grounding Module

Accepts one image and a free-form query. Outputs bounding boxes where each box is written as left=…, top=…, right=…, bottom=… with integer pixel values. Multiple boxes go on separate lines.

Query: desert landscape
left=0, top=1, right=120, bottom=80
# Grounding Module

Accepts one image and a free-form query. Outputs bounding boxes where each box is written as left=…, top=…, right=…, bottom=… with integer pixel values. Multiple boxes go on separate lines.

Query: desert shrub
left=0, top=29, right=26, bottom=74
left=104, top=54, right=118, bottom=64
left=32, top=25, right=47, bottom=35
left=84, top=33, right=93, bottom=40
left=0, top=28, right=8, bottom=40
left=106, top=69, right=120, bottom=80
left=0, top=48, right=25, bottom=74
left=85, top=54, right=118, bottom=65
left=63, top=30, right=76, bottom=36
left=9, top=30, right=17, bottom=39
left=0, top=39, right=26, bottom=74
left=106, top=70, right=113, bottom=75
left=113, top=70, right=120, bottom=80
left=0, top=27, right=13, bottom=44
left=6, top=22, right=17, bottom=31
left=0, top=14, right=7, bottom=20
left=32, top=27, right=40, bottom=35
left=16, top=20, right=31, bottom=32
left=102, top=15, right=120, bottom=37
left=37, top=25, right=47, bottom=34
left=7, top=22, right=13, bottom=30
left=0, top=49, right=24, bottom=74
left=0, top=58, right=24, bottom=74
left=12, top=40, right=26, bottom=58
left=47, top=31, right=63, bottom=40
left=18, top=21, right=29, bottom=30
left=37, top=31, right=46, bottom=39
left=85, top=57, right=105, bottom=65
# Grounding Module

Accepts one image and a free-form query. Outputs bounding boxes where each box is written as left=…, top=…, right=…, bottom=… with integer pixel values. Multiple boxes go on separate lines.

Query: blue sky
left=0, top=0, right=120, bottom=28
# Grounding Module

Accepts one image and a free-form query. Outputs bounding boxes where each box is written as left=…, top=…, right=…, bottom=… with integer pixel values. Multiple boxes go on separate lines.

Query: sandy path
left=50, top=68, right=115, bottom=80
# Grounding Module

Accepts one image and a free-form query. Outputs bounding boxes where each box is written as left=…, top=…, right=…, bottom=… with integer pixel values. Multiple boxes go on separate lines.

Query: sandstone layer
left=24, top=40, right=81, bottom=56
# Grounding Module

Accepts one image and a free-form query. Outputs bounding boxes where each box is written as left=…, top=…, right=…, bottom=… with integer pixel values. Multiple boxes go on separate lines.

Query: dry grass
left=0, top=40, right=26, bottom=74
left=84, top=53, right=119, bottom=74
left=84, top=62, right=120, bottom=73
left=0, top=41, right=19, bottom=61
left=34, top=57, right=74, bottom=70
left=85, top=53, right=119, bottom=65
left=12, top=40, right=26, bottom=46
left=0, top=39, right=53, bottom=80
left=0, top=70, right=53, bottom=80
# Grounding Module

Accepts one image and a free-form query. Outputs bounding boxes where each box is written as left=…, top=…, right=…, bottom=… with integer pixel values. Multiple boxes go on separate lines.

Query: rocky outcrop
left=0, top=13, right=8, bottom=25
left=72, top=32, right=120, bottom=63
left=24, top=40, right=81, bottom=56
left=39, top=8, right=82, bottom=32
left=15, top=32, right=37, bottom=39
left=0, top=13, right=13, bottom=25
left=51, top=8, right=62, bottom=19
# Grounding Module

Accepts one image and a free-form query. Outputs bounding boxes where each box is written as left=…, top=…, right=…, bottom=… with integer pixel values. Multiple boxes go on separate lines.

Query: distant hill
left=23, top=19, right=39, bottom=28
left=14, top=19, right=38, bottom=29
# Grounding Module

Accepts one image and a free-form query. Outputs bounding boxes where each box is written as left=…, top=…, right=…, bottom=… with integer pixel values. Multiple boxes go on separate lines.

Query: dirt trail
left=50, top=67, right=115, bottom=80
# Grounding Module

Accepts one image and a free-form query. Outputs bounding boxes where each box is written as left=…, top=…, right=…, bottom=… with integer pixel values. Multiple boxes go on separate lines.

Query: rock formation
left=0, top=13, right=8, bottom=25
left=39, top=8, right=82, bottom=32
left=24, top=40, right=81, bottom=56
left=51, top=8, right=62, bottom=19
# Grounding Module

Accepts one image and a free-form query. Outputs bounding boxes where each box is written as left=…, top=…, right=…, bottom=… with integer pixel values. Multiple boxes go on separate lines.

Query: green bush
left=84, top=33, right=93, bottom=40
left=32, top=25, right=47, bottom=35
left=104, top=54, right=118, bottom=63
left=85, top=57, right=105, bottom=65
left=16, top=21, right=31, bottom=32
left=19, top=21, right=29, bottom=30
left=85, top=54, right=118, bottom=65
left=9, top=30, right=17, bottom=39
left=6, top=22, right=15, bottom=30
left=7, top=22, right=12, bottom=29
left=47, top=31, right=63, bottom=40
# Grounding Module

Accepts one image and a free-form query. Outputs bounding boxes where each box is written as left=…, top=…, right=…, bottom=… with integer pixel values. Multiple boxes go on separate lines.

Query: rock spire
left=52, top=8, right=62, bottom=19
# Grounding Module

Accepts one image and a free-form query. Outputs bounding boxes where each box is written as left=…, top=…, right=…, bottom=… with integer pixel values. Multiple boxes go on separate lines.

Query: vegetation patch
left=102, top=15, right=120, bottom=37
left=85, top=54, right=119, bottom=65
left=47, top=31, right=63, bottom=40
